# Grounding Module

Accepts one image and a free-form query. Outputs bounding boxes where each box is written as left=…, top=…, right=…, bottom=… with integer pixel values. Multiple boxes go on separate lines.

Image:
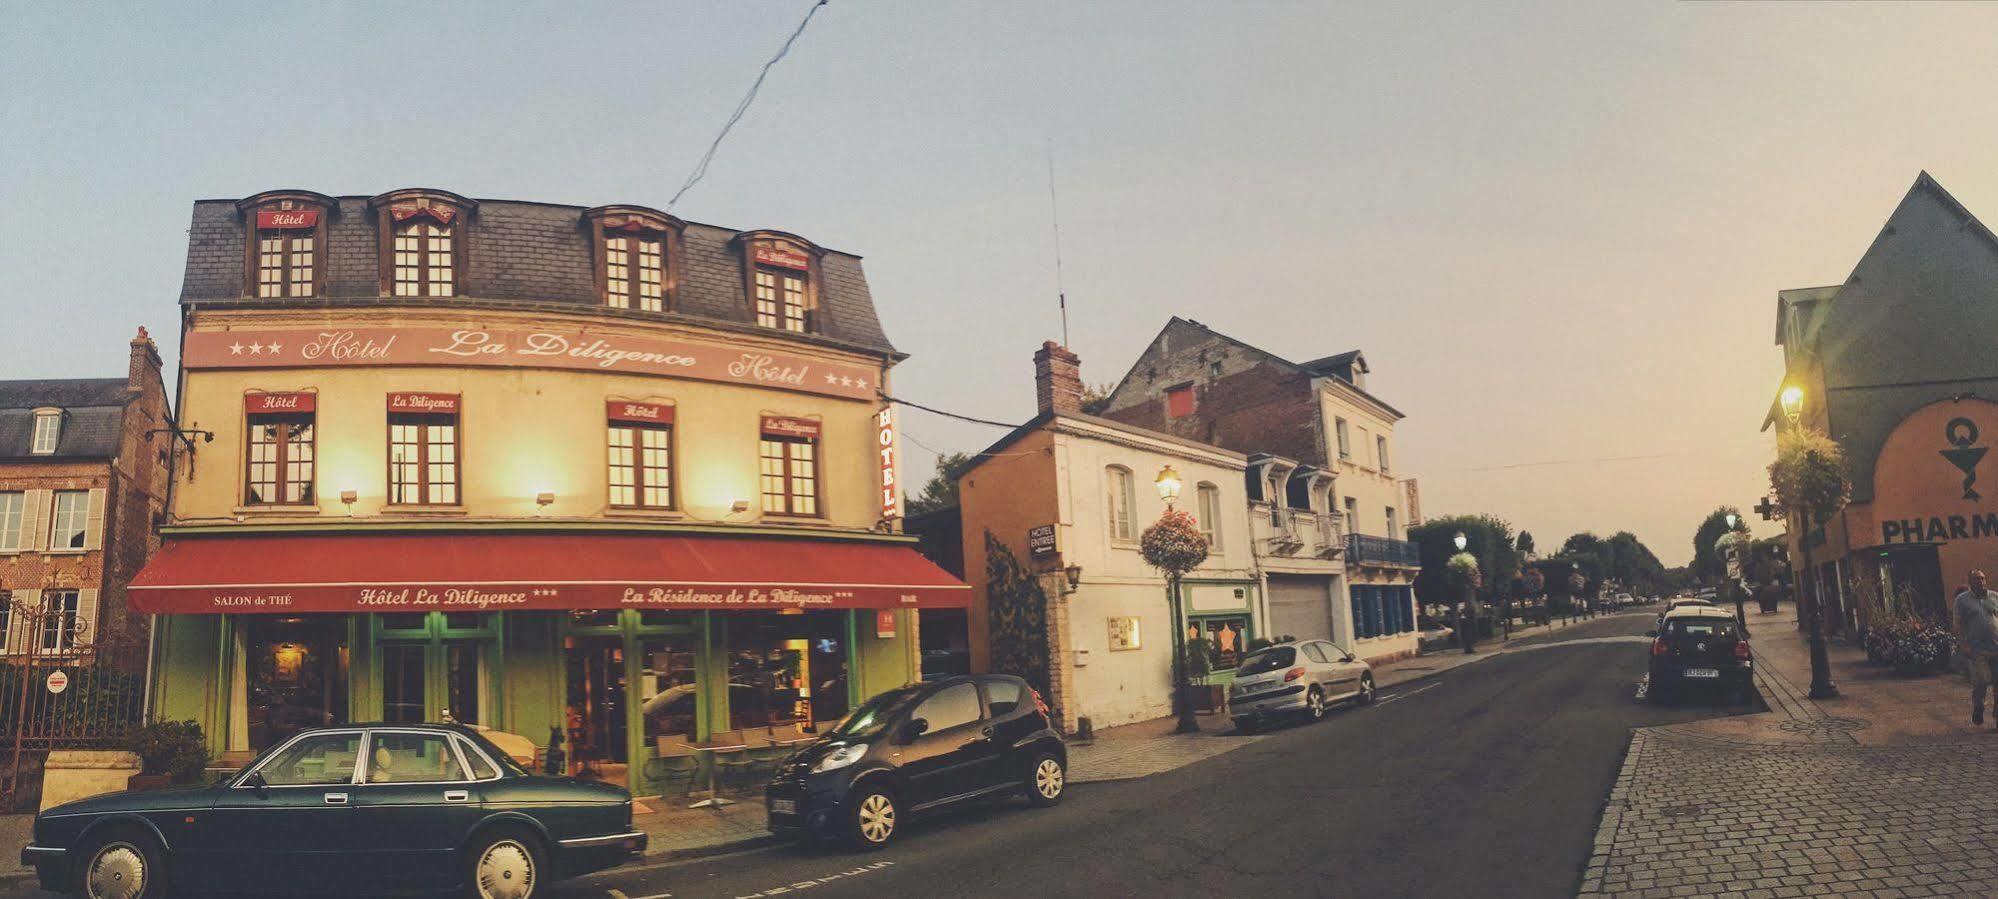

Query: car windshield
left=1237, top=646, right=1296, bottom=675
left=830, top=686, right=925, bottom=740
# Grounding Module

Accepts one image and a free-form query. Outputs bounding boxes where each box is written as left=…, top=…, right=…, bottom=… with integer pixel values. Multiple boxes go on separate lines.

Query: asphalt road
left=6, top=610, right=1751, bottom=899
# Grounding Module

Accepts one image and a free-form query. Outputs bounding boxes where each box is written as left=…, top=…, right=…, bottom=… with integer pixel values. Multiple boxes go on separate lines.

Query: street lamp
left=1779, top=384, right=1804, bottom=426
left=1725, top=511, right=1738, bottom=531
left=1154, top=464, right=1183, bottom=506
left=1453, top=531, right=1468, bottom=552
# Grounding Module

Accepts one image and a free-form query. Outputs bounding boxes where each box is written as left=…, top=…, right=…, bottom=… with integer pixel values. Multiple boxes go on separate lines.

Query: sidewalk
left=1578, top=605, right=1998, bottom=898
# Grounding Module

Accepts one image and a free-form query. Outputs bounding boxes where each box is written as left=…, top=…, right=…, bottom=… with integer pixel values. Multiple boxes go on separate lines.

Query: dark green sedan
left=22, top=723, right=646, bottom=899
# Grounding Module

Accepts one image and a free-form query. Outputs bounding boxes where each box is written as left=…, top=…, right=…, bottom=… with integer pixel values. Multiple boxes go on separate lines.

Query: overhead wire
left=667, top=0, right=830, bottom=210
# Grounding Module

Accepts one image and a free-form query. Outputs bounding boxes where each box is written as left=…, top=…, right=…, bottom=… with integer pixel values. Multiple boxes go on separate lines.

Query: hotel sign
left=244, top=392, right=315, bottom=414
left=388, top=392, right=459, bottom=414
left=255, top=209, right=319, bottom=230
left=876, top=405, right=899, bottom=519
left=183, top=327, right=880, bottom=401
left=607, top=400, right=675, bottom=425
left=760, top=416, right=822, bottom=439
left=753, top=245, right=811, bottom=271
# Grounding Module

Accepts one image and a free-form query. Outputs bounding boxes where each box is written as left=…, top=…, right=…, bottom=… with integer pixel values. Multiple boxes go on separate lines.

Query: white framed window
left=393, top=221, right=454, bottom=297
left=1106, top=466, right=1136, bottom=541
left=0, top=492, right=22, bottom=551
left=48, top=490, right=87, bottom=551
left=608, top=422, right=673, bottom=509
left=1196, top=482, right=1222, bottom=548
left=1377, top=435, right=1391, bottom=473
left=1334, top=417, right=1350, bottom=460
left=1385, top=507, right=1398, bottom=540
left=754, top=268, right=808, bottom=332
left=606, top=235, right=666, bottom=312
left=257, top=232, right=315, bottom=298
left=31, top=411, right=60, bottom=455
left=39, top=590, right=79, bottom=653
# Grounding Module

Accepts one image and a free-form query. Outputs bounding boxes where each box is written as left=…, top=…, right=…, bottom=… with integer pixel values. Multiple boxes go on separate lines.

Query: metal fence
left=0, top=594, right=147, bottom=805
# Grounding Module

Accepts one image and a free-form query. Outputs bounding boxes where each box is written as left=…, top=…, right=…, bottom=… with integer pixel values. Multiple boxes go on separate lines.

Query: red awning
left=128, top=533, right=968, bottom=614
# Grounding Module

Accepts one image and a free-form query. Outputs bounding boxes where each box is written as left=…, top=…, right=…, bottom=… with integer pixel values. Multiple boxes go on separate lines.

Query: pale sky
left=7, top=2, right=1998, bottom=565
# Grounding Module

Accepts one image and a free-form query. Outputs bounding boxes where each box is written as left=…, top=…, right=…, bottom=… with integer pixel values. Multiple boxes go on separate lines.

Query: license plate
left=769, top=798, right=797, bottom=815
left=1684, top=668, right=1720, bottom=679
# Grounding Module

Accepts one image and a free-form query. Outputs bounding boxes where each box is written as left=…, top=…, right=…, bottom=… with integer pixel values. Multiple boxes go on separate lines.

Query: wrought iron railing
left=1347, top=533, right=1422, bottom=568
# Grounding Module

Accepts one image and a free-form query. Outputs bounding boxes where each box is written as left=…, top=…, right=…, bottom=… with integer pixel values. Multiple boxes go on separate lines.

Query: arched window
left=237, top=191, right=335, bottom=299
left=584, top=206, right=685, bottom=313
left=1106, top=465, right=1135, bottom=541
left=1196, top=482, right=1222, bottom=548
left=369, top=189, right=475, bottom=299
left=733, top=231, right=823, bottom=334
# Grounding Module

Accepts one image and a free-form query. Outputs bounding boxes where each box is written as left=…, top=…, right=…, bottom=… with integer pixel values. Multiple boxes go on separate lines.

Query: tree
left=1768, top=428, right=1851, bottom=699
left=905, top=452, right=973, bottom=516
left=1410, top=515, right=1520, bottom=607
left=1516, top=531, right=1536, bottom=556
left=1691, top=506, right=1746, bottom=587
left=1079, top=381, right=1117, bottom=415
left=1606, top=531, right=1669, bottom=596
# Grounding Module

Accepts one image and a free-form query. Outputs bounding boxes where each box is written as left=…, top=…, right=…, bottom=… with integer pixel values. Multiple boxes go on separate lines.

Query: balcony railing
left=1251, top=505, right=1344, bottom=559
left=1347, top=533, right=1422, bottom=568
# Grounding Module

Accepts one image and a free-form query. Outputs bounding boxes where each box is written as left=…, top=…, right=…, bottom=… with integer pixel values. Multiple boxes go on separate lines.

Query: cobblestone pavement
left=1578, top=730, right=1998, bottom=898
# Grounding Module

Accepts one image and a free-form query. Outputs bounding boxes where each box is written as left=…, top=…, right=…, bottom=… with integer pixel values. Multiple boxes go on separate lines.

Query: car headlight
left=812, top=743, right=867, bottom=774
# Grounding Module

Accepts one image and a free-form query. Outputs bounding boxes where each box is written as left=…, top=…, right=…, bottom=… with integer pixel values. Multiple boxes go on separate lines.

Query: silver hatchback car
left=1228, top=639, right=1375, bottom=732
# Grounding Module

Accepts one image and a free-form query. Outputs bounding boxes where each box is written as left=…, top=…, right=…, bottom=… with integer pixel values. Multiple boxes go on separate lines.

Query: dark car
left=1648, top=607, right=1753, bottom=703
left=765, top=674, right=1066, bottom=849
left=23, top=723, right=643, bottom=899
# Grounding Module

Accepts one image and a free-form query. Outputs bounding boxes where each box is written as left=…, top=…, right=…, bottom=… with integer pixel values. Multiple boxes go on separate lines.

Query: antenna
left=1047, top=141, right=1070, bottom=348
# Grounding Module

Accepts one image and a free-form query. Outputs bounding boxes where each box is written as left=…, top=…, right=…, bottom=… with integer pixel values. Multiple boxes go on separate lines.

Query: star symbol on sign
left=266, top=342, right=282, bottom=354
left=229, top=343, right=245, bottom=355
left=246, top=343, right=263, bottom=355
left=825, top=374, right=839, bottom=384
left=839, top=376, right=853, bottom=387
left=855, top=378, right=868, bottom=390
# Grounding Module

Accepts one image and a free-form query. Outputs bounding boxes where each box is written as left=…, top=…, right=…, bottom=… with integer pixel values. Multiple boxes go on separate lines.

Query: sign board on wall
left=760, top=416, right=822, bottom=439
left=876, top=609, right=897, bottom=639
left=45, top=670, right=68, bottom=695
left=753, top=245, right=812, bottom=271
left=183, top=327, right=880, bottom=402
left=876, top=406, right=899, bottom=519
left=244, top=392, right=315, bottom=414
left=255, top=209, right=319, bottom=230
left=1028, top=525, right=1058, bottom=559
left=388, top=392, right=460, bottom=414
left=606, top=400, right=674, bottom=425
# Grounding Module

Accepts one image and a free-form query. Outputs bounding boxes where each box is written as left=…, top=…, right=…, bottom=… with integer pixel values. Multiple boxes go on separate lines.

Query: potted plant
left=1186, top=637, right=1226, bottom=711
left=129, top=720, right=209, bottom=790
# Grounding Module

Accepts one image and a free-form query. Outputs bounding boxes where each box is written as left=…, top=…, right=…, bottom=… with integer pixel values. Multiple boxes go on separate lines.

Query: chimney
left=1034, top=341, right=1083, bottom=416
left=128, top=326, right=162, bottom=391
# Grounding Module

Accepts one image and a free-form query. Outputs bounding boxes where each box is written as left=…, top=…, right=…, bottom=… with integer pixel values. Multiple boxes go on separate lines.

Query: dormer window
left=369, top=189, right=474, bottom=299
left=735, top=231, right=822, bottom=334
left=30, top=410, right=60, bottom=455
left=237, top=191, right=333, bottom=299
left=584, top=206, right=684, bottom=313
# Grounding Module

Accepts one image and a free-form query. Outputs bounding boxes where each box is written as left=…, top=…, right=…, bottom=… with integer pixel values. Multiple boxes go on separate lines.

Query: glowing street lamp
left=1779, top=384, right=1804, bottom=426
left=1725, top=511, right=1739, bottom=531
left=1453, top=531, right=1468, bottom=552
left=1154, top=464, right=1183, bottom=505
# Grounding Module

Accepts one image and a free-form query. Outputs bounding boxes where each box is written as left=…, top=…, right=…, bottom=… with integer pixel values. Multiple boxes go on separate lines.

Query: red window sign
left=255, top=209, right=320, bottom=230
left=753, top=245, right=811, bottom=271
left=390, top=204, right=456, bottom=225
left=606, top=400, right=675, bottom=425
left=876, top=609, right=897, bottom=639
left=388, top=392, right=460, bottom=414
left=876, top=406, right=899, bottom=519
left=244, top=392, right=316, bottom=414
left=760, top=416, right=821, bottom=440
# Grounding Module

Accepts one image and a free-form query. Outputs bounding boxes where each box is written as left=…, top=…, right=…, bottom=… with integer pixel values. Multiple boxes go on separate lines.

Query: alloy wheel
left=1035, top=758, right=1065, bottom=799
left=1361, top=676, right=1376, bottom=704
left=476, top=839, right=537, bottom=899
left=1308, top=686, right=1326, bottom=719
left=85, top=842, right=146, bottom=899
left=857, top=792, right=896, bottom=844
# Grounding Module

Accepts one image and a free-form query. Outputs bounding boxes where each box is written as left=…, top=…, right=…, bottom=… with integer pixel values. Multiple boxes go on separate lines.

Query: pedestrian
left=1954, top=569, right=1998, bottom=726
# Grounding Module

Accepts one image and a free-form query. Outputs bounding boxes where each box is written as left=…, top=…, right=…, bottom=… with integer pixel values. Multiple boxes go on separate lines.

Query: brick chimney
left=1034, top=341, right=1082, bottom=416
left=128, top=326, right=162, bottom=392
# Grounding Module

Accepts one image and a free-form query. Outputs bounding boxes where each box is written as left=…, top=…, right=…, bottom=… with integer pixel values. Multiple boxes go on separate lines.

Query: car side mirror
left=245, top=770, right=268, bottom=797
left=903, top=718, right=930, bottom=742
left=1343, top=654, right=1356, bottom=664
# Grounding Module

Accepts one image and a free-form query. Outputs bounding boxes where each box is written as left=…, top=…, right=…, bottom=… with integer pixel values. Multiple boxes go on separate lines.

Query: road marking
left=1377, top=683, right=1439, bottom=705
left=608, top=892, right=673, bottom=899
left=733, top=861, right=896, bottom=897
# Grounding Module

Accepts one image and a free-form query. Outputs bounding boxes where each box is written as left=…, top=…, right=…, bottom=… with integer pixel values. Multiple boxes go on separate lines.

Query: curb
left=641, top=831, right=783, bottom=862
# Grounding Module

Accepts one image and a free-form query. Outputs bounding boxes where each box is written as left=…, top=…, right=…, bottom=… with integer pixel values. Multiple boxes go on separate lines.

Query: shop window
left=247, top=616, right=349, bottom=750
left=1197, top=617, right=1249, bottom=670
left=1196, top=482, right=1222, bottom=547
left=31, top=410, right=60, bottom=455
left=638, top=636, right=699, bottom=746
left=1166, top=384, right=1195, bottom=418
left=910, top=682, right=981, bottom=733
left=608, top=402, right=674, bottom=510
left=570, top=610, right=622, bottom=630
left=365, top=731, right=466, bottom=783
left=727, top=610, right=850, bottom=732
left=48, top=490, right=87, bottom=551
left=245, top=394, right=315, bottom=505
left=388, top=394, right=460, bottom=505
left=382, top=644, right=427, bottom=724
left=759, top=417, right=821, bottom=516
left=379, top=613, right=427, bottom=632
left=442, top=612, right=487, bottom=632
left=0, top=492, right=22, bottom=551
left=445, top=643, right=483, bottom=725
left=38, top=590, right=79, bottom=653
left=1106, top=465, right=1135, bottom=541
left=253, top=731, right=362, bottom=786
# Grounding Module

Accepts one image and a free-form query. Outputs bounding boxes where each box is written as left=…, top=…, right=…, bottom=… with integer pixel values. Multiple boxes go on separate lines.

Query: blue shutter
left=1352, top=589, right=1366, bottom=639
left=1398, top=588, right=1413, bottom=633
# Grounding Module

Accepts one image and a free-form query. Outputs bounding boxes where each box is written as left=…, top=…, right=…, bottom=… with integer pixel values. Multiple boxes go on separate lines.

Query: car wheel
left=75, top=827, right=166, bottom=899
left=464, top=829, right=545, bottom=899
left=1025, top=753, right=1066, bottom=807
left=1305, top=685, right=1327, bottom=721
left=1356, top=674, right=1376, bottom=706
left=1234, top=718, right=1258, bottom=735
left=846, top=786, right=898, bottom=850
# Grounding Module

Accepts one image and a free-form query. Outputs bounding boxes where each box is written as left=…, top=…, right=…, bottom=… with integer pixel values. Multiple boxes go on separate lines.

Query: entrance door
left=565, top=636, right=627, bottom=779
left=244, top=616, right=350, bottom=751
left=381, top=643, right=427, bottom=724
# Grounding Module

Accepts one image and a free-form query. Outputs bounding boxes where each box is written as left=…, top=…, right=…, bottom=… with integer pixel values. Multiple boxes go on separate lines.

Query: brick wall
left=1100, top=326, right=1324, bottom=466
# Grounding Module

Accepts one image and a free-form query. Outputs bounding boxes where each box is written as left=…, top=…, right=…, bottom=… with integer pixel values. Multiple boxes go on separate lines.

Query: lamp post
left=1771, top=384, right=1839, bottom=698
left=1453, top=532, right=1477, bottom=653
left=1567, top=564, right=1584, bottom=625
left=1720, top=513, right=1749, bottom=637
left=1149, top=465, right=1203, bottom=734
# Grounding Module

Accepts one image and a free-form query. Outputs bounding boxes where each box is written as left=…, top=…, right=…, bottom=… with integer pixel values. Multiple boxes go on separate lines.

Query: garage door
left=1267, top=576, right=1333, bottom=643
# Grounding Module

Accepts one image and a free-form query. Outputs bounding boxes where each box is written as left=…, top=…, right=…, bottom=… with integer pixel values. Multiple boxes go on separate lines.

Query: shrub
left=130, top=720, right=209, bottom=783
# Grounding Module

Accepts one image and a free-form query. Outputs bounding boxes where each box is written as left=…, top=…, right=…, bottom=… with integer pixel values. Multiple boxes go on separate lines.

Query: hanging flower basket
left=1141, top=508, right=1210, bottom=575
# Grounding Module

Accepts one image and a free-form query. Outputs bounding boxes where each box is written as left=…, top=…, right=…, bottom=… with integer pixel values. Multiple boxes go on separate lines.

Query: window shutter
left=75, top=589, right=99, bottom=648
left=23, top=491, right=49, bottom=552
left=9, top=589, right=38, bottom=655
left=83, top=488, right=106, bottom=551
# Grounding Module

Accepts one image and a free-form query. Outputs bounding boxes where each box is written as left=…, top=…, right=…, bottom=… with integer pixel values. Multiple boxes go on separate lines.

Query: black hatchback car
left=765, top=674, right=1067, bottom=849
left=1648, top=606, right=1753, bottom=703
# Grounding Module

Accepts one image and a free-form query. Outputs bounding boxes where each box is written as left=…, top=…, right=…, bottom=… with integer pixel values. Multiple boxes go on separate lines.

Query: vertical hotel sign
left=876, top=405, right=899, bottom=519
